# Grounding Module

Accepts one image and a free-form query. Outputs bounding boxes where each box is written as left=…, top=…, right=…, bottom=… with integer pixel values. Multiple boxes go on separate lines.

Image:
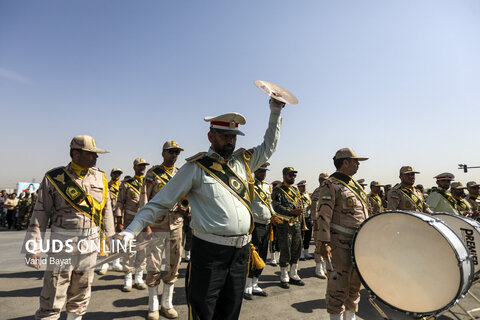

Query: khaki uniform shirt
left=108, top=180, right=120, bottom=211
left=24, top=164, right=115, bottom=253
left=311, top=187, right=320, bottom=221
left=317, top=177, right=369, bottom=248
left=251, top=179, right=273, bottom=224
left=139, top=165, right=184, bottom=231
left=367, top=193, right=383, bottom=215
left=115, top=176, right=143, bottom=218
left=387, top=184, right=432, bottom=213
left=426, top=190, right=458, bottom=214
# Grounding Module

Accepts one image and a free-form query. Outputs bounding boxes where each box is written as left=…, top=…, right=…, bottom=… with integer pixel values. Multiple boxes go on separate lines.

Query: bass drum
left=352, top=210, right=473, bottom=317
left=432, top=213, right=480, bottom=275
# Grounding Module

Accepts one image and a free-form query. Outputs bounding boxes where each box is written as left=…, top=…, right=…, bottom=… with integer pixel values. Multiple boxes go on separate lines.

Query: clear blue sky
left=1, top=0, right=480, bottom=191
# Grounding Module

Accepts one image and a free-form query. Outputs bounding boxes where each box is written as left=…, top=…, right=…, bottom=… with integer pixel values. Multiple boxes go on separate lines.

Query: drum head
left=353, top=212, right=463, bottom=314
left=433, top=213, right=480, bottom=273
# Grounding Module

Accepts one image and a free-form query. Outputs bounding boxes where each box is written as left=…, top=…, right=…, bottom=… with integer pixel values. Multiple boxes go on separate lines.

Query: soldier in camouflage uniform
left=367, top=181, right=385, bottom=215
left=139, top=140, right=186, bottom=320
left=466, top=181, right=480, bottom=219
left=387, top=166, right=432, bottom=213
left=17, top=191, right=35, bottom=230
left=312, top=172, right=329, bottom=279
left=271, top=167, right=305, bottom=289
left=317, top=148, right=369, bottom=320
left=98, top=168, right=124, bottom=274
left=451, top=182, right=473, bottom=216
left=116, top=158, right=150, bottom=292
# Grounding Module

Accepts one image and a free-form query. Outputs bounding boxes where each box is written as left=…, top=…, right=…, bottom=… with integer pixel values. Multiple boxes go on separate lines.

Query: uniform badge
left=229, top=177, right=243, bottom=193
left=346, top=197, right=355, bottom=207
left=322, top=195, right=332, bottom=201
left=157, top=183, right=165, bottom=192
left=66, top=186, right=80, bottom=200
left=405, top=202, right=412, bottom=208
left=131, top=191, right=137, bottom=199
left=54, top=173, right=65, bottom=185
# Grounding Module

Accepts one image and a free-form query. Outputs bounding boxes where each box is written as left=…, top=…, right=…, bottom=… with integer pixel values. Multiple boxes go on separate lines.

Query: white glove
left=113, top=229, right=135, bottom=253
left=269, top=98, right=285, bottom=114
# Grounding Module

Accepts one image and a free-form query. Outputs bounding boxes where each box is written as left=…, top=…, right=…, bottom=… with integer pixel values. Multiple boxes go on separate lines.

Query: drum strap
left=436, top=189, right=459, bottom=213
left=331, top=223, right=355, bottom=236
left=399, top=187, right=424, bottom=211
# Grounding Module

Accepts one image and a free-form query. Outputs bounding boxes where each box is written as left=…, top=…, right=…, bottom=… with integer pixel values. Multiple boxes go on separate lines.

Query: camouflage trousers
left=35, top=252, right=96, bottom=319
left=146, top=227, right=183, bottom=286
left=312, top=220, right=324, bottom=263
left=277, top=223, right=302, bottom=268
left=325, top=236, right=361, bottom=314
left=124, top=214, right=147, bottom=273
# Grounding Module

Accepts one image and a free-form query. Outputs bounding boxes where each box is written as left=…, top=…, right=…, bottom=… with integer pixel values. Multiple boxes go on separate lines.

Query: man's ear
left=208, top=131, right=214, bottom=144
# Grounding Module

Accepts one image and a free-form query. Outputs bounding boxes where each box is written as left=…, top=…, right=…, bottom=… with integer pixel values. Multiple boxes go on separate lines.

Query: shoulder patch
left=186, top=152, right=207, bottom=163
left=391, top=192, right=399, bottom=200
left=145, top=176, right=155, bottom=182
left=321, top=195, right=332, bottom=201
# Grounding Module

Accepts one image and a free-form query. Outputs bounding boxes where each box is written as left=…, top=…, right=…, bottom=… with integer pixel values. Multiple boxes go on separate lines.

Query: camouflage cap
left=467, top=181, right=480, bottom=188
left=451, top=182, right=466, bottom=189
left=70, top=135, right=109, bottom=154
left=370, top=181, right=385, bottom=187
left=333, top=147, right=368, bottom=161
left=434, top=172, right=455, bottom=181
left=400, top=166, right=419, bottom=175
left=319, top=172, right=329, bottom=180
left=133, top=158, right=150, bottom=166
left=110, top=168, right=123, bottom=174
left=257, top=162, right=270, bottom=171
left=297, top=180, right=307, bottom=186
left=163, top=140, right=184, bottom=151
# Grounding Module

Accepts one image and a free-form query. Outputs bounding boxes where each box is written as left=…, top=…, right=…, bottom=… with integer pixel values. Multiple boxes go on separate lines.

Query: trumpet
left=172, top=197, right=190, bottom=212
left=300, top=207, right=309, bottom=231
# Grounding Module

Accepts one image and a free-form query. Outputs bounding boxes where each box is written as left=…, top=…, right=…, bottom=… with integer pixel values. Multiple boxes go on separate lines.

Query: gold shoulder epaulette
left=232, top=148, right=246, bottom=156
left=186, top=152, right=207, bottom=163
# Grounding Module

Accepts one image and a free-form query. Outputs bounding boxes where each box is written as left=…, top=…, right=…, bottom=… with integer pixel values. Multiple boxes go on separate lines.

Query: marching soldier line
left=16, top=95, right=480, bottom=320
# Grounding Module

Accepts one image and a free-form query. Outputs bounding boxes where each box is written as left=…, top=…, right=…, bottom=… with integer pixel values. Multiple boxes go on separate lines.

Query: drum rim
left=351, top=210, right=474, bottom=317
left=431, top=212, right=480, bottom=277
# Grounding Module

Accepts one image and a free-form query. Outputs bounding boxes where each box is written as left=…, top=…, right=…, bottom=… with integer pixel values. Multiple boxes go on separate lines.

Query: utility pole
left=458, top=164, right=480, bottom=173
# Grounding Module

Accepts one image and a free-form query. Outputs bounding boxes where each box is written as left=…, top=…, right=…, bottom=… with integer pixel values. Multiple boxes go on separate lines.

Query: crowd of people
left=16, top=95, right=480, bottom=320
left=0, top=189, right=37, bottom=230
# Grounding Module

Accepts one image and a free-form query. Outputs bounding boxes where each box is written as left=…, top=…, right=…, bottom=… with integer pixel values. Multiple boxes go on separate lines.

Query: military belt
left=330, top=223, right=355, bottom=236
left=51, top=225, right=99, bottom=237
left=193, top=230, right=251, bottom=248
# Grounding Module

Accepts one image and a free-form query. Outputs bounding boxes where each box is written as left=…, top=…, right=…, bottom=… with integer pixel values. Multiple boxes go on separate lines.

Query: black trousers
left=302, top=217, right=313, bottom=250
left=248, top=223, right=270, bottom=278
left=186, top=236, right=249, bottom=320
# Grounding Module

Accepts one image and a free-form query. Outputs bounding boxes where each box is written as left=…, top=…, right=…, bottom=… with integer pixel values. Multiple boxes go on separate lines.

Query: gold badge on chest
left=346, top=197, right=355, bottom=207
left=229, top=176, right=244, bottom=193
left=66, top=186, right=81, bottom=200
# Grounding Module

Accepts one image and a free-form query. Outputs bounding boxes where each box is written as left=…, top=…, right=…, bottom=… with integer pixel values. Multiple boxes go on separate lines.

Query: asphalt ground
left=2, top=229, right=480, bottom=320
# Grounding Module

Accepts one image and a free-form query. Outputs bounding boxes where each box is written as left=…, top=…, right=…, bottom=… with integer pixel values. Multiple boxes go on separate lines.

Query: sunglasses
left=167, top=149, right=181, bottom=155
left=288, top=173, right=297, bottom=177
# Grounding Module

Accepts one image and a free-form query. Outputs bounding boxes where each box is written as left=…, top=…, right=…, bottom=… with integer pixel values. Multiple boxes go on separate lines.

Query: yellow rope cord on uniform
left=85, top=173, right=109, bottom=255
left=249, top=243, right=265, bottom=270
left=241, top=150, right=255, bottom=201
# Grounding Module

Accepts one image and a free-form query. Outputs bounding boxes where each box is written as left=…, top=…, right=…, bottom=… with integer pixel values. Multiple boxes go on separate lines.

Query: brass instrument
left=173, top=197, right=190, bottom=212
left=98, top=233, right=107, bottom=257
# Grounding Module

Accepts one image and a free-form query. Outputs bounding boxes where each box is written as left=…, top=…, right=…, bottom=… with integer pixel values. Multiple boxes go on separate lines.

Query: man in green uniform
left=272, top=167, right=305, bottom=289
